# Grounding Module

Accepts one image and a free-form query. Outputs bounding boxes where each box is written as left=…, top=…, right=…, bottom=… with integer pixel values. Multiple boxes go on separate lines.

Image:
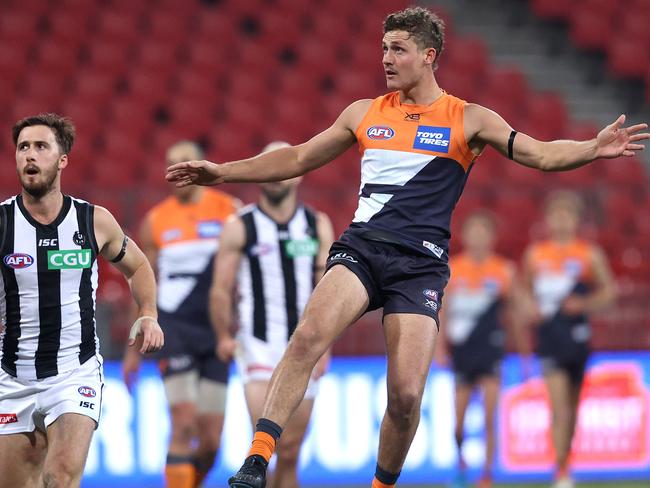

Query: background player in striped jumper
left=434, top=211, right=517, bottom=488
left=0, top=113, right=163, bottom=488
left=166, top=6, right=649, bottom=487
left=211, top=141, right=334, bottom=488
left=121, top=140, right=239, bottom=488
left=520, top=192, right=616, bottom=488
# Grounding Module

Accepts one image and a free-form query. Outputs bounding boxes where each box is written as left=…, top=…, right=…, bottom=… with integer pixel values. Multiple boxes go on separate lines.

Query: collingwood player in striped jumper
left=0, top=114, right=164, bottom=488
left=210, top=142, right=334, bottom=488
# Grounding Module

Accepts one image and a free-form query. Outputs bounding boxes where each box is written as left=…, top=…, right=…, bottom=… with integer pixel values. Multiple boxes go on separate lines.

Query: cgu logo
left=78, top=386, right=96, bottom=398
left=367, top=126, right=395, bottom=140
left=48, top=249, right=92, bottom=270
left=3, top=253, right=34, bottom=269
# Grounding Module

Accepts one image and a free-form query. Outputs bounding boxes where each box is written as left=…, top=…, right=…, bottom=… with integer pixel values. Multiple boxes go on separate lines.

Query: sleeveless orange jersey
left=148, top=189, right=238, bottom=328
left=446, top=253, right=514, bottom=346
left=351, top=91, right=476, bottom=260
left=527, top=239, right=596, bottom=320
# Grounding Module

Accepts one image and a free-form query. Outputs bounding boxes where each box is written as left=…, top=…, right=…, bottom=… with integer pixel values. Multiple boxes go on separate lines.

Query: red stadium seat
left=607, top=37, right=648, bottom=79
left=530, top=0, right=571, bottom=21
left=85, top=38, right=133, bottom=73
left=569, top=6, right=613, bottom=51
left=72, top=70, right=119, bottom=105
left=444, top=36, right=490, bottom=79
left=96, top=10, right=142, bottom=44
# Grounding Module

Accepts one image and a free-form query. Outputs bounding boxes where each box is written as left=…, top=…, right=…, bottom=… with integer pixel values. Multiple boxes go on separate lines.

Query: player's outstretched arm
left=166, top=100, right=371, bottom=187
left=94, top=206, right=164, bottom=353
left=209, top=214, right=245, bottom=363
left=466, top=104, right=650, bottom=171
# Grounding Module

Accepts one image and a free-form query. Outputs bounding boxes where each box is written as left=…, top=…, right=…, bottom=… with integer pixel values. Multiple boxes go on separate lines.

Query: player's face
left=166, top=144, right=202, bottom=200
left=382, top=31, right=434, bottom=91
left=546, top=204, right=580, bottom=238
left=15, top=125, right=65, bottom=198
left=260, top=177, right=300, bottom=205
left=462, top=217, right=496, bottom=255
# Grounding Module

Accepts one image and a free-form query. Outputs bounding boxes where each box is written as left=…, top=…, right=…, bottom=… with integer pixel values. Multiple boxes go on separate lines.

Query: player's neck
left=176, top=188, right=204, bottom=205
left=467, top=249, right=490, bottom=263
left=399, top=78, right=443, bottom=106
left=21, top=188, right=64, bottom=225
left=259, top=193, right=298, bottom=224
left=552, top=233, right=576, bottom=246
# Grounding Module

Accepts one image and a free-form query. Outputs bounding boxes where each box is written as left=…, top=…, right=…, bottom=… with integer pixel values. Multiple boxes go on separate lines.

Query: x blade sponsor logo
left=413, top=126, right=451, bottom=153
left=329, top=252, right=358, bottom=263
left=3, top=253, right=34, bottom=269
left=424, top=299, right=438, bottom=312
left=48, top=249, right=92, bottom=270
left=0, top=413, right=18, bottom=424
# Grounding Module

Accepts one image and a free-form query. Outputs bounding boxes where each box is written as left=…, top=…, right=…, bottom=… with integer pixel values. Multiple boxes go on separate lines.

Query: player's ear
left=424, top=47, right=437, bottom=67
left=58, top=153, right=69, bottom=170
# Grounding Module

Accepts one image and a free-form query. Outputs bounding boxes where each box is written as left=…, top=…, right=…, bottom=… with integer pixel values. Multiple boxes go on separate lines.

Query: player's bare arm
left=166, top=100, right=372, bottom=187
left=562, top=246, right=616, bottom=316
left=209, top=214, right=246, bottom=363
left=94, top=205, right=164, bottom=353
left=465, top=103, right=650, bottom=171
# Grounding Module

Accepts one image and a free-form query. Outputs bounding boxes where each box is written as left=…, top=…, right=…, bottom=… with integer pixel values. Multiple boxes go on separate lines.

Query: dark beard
left=262, top=187, right=291, bottom=206
left=21, top=172, right=57, bottom=199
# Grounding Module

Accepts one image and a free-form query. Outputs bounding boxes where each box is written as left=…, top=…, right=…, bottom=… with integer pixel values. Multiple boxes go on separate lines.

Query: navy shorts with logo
left=157, top=315, right=229, bottom=384
left=326, top=230, right=449, bottom=325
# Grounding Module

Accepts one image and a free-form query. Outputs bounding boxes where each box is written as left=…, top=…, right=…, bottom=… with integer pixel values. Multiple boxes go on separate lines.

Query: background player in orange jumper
left=520, top=192, right=616, bottom=488
left=166, top=7, right=649, bottom=488
left=436, top=211, right=516, bottom=488
left=122, top=141, right=239, bottom=488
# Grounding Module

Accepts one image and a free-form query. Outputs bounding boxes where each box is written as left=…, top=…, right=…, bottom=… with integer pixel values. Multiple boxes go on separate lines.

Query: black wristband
left=508, top=130, right=518, bottom=160
left=110, top=235, right=129, bottom=263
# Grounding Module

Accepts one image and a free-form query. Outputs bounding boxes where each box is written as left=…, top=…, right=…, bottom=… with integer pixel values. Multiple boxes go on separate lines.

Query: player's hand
left=561, top=295, right=586, bottom=316
left=595, top=115, right=650, bottom=159
left=217, top=335, right=239, bottom=363
left=166, top=160, right=225, bottom=187
left=129, top=316, right=164, bottom=354
left=312, top=350, right=331, bottom=380
left=122, top=349, right=141, bottom=393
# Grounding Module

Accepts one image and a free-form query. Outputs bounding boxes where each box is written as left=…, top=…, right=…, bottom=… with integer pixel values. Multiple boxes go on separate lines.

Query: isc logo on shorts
left=367, top=126, right=395, bottom=140
left=413, top=126, right=451, bottom=153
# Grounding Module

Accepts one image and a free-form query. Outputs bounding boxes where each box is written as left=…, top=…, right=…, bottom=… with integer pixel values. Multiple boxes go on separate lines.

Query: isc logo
left=78, top=386, right=96, bottom=398
left=3, top=253, right=34, bottom=269
left=367, top=126, right=395, bottom=140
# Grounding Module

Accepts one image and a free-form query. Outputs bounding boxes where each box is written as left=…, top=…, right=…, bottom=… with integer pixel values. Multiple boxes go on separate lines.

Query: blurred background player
left=0, top=113, right=163, bottom=488
left=436, top=211, right=516, bottom=488
left=521, top=191, right=616, bottom=488
left=122, top=141, right=239, bottom=488
left=210, top=141, right=334, bottom=488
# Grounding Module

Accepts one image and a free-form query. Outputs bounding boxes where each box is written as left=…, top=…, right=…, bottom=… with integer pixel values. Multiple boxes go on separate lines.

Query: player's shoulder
left=236, top=203, right=257, bottom=218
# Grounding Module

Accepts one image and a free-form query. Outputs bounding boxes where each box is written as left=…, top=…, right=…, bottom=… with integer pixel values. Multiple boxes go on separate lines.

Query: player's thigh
left=383, top=313, right=439, bottom=397
left=0, top=430, right=47, bottom=488
left=293, top=264, right=370, bottom=353
left=44, top=413, right=96, bottom=475
left=244, top=380, right=270, bottom=426
left=544, top=367, right=572, bottom=416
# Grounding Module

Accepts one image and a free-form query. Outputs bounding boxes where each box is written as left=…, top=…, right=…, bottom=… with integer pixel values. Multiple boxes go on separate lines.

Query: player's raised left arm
left=466, top=104, right=649, bottom=171
left=94, top=206, right=163, bottom=353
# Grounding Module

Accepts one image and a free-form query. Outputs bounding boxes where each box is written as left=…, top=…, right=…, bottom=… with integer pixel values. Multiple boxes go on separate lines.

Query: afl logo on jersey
left=78, top=386, right=96, bottom=398
left=367, top=126, right=395, bottom=140
left=3, top=253, right=34, bottom=269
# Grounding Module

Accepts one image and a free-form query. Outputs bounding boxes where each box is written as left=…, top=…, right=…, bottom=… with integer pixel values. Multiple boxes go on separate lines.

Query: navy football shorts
left=157, top=317, right=229, bottom=384
left=326, top=230, right=449, bottom=326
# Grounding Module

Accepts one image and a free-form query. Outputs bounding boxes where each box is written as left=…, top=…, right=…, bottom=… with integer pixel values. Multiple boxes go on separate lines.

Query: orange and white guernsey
left=351, top=91, right=476, bottom=260
left=148, top=189, right=238, bottom=329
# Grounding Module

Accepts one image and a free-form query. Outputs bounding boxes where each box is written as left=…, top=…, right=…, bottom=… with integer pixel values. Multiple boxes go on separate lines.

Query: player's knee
left=42, top=460, right=80, bottom=487
left=277, top=440, right=300, bottom=467
left=194, top=449, right=218, bottom=472
left=170, top=408, right=198, bottom=444
left=387, top=387, right=421, bottom=426
left=286, top=325, right=324, bottom=363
